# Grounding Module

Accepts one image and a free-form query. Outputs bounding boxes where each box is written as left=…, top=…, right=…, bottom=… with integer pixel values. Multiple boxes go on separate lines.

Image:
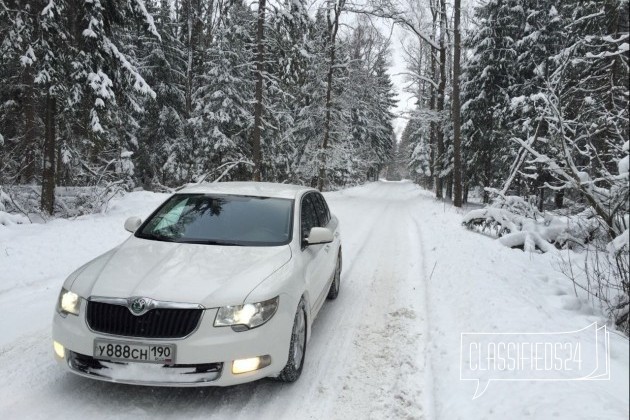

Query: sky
left=336, top=0, right=478, bottom=142
left=388, top=24, right=414, bottom=141
left=306, top=0, right=415, bottom=142
left=341, top=15, right=414, bottom=142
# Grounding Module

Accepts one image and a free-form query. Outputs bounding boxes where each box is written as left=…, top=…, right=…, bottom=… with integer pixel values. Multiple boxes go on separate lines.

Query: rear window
left=136, top=194, right=294, bottom=246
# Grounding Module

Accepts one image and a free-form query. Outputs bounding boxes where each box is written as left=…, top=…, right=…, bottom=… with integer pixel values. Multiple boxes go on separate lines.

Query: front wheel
left=277, top=300, right=307, bottom=382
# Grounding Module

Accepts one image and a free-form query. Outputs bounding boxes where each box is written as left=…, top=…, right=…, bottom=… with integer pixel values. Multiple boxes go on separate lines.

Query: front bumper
left=52, top=296, right=295, bottom=387
left=66, top=351, right=223, bottom=386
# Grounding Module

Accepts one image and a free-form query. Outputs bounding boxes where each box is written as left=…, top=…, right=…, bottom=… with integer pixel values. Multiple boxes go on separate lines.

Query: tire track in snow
left=234, top=183, right=428, bottom=419
left=313, top=183, right=435, bottom=419
left=407, top=204, right=436, bottom=420
left=229, top=192, right=393, bottom=420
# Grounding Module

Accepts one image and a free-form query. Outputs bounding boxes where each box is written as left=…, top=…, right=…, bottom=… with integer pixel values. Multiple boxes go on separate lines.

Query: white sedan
left=52, top=182, right=342, bottom=386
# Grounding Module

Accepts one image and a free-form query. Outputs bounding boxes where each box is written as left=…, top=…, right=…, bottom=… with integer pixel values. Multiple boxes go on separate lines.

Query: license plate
left=93, top=340, right=176, bottom=364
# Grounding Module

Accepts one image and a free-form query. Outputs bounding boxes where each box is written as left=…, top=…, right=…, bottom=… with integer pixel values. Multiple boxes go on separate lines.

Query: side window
left=301, top=194, right=318, bottom=239
left=312, top=193, right=329, bottom=226
left=319, top=193, right=331, bottom=224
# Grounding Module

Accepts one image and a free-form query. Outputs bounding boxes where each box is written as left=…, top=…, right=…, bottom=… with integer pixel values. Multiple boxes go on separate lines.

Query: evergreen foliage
left=0, top=0, right=396, bottom=212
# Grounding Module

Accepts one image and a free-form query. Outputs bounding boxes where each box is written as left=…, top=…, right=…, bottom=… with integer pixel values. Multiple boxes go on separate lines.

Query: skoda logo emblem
left=130, top=298, right=147, bottom=315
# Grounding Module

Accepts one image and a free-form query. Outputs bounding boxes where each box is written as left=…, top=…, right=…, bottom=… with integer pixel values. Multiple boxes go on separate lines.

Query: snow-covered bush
left=0, top=184, right=125, bottom=220
left=0, top=187, right=30, bottom=226
left=0, top=211, right=29, bottom=226
left=0, top=187, right=9, bottom=212
left=556, top=230, right=629, bottom=336
left=462, top=192, right=602, bottom=252
left=489, top=193, right=541, bottom=219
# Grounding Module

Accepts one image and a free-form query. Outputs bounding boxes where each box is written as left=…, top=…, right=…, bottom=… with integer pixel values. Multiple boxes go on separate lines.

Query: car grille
left=86, top=301, right=203, bottom=339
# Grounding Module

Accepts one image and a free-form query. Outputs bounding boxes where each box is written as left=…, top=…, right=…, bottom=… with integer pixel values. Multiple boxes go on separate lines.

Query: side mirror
left=306, top=227, right=334, bottom=245
left=124, top=216, right=142, bottom=233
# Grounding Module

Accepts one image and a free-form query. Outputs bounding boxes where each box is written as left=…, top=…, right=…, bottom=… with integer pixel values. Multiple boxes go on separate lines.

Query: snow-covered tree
left=461, top=0, right=522, bottom=203
left=188, top=1, right=255, bottom=183
left=0, top=0, right=400, bottom=209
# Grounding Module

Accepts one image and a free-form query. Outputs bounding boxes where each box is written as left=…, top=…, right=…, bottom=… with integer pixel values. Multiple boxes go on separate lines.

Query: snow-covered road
left=0, top=181, right=628, bottom=419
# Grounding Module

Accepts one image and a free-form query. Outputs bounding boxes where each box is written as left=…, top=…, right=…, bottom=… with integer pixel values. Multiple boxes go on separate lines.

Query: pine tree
left=134, top=0, right=187, bottom=189
left=189, top=1, right=255, bottom=182
left=461, top=0, right=521, bottom=202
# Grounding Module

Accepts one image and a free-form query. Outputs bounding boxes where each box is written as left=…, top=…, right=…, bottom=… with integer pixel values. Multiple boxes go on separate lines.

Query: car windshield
left=136, top=194, right=293, bottom=246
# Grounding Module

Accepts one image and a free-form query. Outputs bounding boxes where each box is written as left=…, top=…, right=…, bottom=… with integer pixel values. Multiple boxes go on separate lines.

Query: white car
left=52, top=182, right=342, bottom=386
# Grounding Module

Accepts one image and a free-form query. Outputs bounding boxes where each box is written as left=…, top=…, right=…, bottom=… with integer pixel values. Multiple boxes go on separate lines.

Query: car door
left=311, top=192, right=339, bottom=279
left=300, top=193, right=329, bottom=317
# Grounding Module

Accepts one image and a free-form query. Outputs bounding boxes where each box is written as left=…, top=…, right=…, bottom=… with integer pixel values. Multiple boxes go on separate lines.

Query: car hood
left=68, top=236, right=292, bottom=308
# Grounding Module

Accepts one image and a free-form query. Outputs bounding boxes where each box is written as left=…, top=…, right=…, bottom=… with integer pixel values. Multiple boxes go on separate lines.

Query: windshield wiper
left=138, top=232, right=177, bottom=242
left=181, top=239, right=244, bottom=246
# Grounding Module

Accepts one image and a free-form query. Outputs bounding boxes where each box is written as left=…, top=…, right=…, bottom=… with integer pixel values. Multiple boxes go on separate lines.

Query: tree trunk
left=445, top=174, right=453, bottom=201
left=251, top=0, right=267, bottom=181
left=23, top=69, right=36, bottom=182
left=41, top=93, right=56, bottom=214
left=428, top=1, right=437, bottom=190
left=554, top=190, right=564, bottom=209
left=452, top=0, right=463, bottom=207
left=56, top=138, right=63, bottom=185
left=434, top=0, right=447, bottom=200
left=318, top=1, right=344, bottom=191
left=483, top=157, right=491, bottom=204
left=184, top=0, right=194, bottom=117
left=201, top=0, right=214, bottom=66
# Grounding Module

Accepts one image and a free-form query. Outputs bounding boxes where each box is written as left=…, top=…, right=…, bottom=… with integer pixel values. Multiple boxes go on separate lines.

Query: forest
left=1, top=0, right=627, bottom=217
left=0, top=0, right=397, bottom=214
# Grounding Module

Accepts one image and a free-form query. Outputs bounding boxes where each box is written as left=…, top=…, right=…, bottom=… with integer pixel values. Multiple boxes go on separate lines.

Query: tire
left=277, top=300, right=307, bottom=382
left=326, top=250, right=342, bottom=300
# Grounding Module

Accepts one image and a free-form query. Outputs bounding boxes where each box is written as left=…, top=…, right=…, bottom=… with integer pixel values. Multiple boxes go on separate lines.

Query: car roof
left=176, top=181, right=317, bottom=199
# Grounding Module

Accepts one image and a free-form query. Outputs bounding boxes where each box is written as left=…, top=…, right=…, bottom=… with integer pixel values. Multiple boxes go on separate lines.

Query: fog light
left=232, top=355, right=271, bottom=374
left=53, top=341, right=65, bottom=359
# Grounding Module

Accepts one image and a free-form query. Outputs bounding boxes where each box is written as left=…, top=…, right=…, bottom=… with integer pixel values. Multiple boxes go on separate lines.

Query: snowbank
left=0, top=211, right=29, bottom=227
left=0, top=191, right=167, bottom=294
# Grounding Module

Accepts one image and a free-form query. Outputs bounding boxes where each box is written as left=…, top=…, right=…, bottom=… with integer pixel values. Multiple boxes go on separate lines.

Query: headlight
left=57, top=288, right=80, bottom=316
left=214, top=296, right=279, bottom=331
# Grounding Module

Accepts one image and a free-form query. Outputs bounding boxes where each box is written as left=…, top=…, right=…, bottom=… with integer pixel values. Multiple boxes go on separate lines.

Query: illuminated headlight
left=214, top=296, right=279, bottom=331
left=53, top=341, right=65, bottom=359
left=232, top=355, right=271, bottom=374
left=57, top=288, right=80, bottom=316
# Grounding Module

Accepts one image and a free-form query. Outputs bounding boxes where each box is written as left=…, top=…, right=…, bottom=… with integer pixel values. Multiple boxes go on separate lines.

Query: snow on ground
left=0, top=181, right=627, bottom=419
